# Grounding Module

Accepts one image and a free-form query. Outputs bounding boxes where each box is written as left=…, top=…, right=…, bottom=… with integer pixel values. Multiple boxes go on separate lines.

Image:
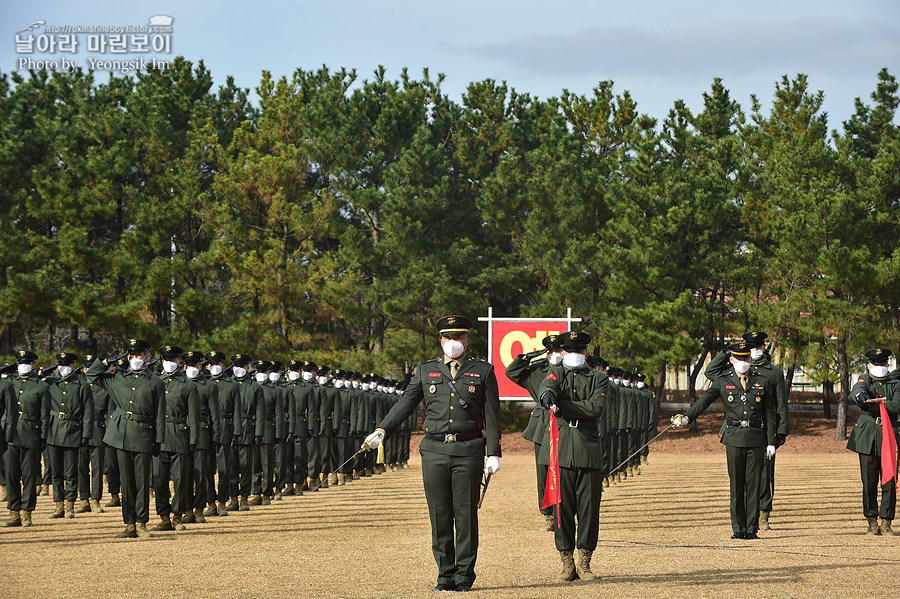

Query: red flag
left=541, top=411, right=561, bottom=526
left=880, top=402, right=898, bottom=486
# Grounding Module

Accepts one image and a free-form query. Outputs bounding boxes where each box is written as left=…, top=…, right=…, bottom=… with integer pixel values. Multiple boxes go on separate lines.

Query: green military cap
left=287, top=359, right=302, bottom=371
left=637, top=373, right=647, bottom=381
left=159, top=345, right=183, bottom=359
left=316, top=365, right=330, bottom=376
left=331, top=369, right=344, bottom=379
left=205, top=350, right=225, bottom=362
left=437, top=315, right=473, bottom=336
left=349, top=371, right=361, bottom=380
left=542, top=334, right=563, bottom=350
left=56, top=352, right=78, bottom=365
left=182, top=351, right=203, bottom=365
left=729, top=342, right=752, bottom=358
left=16, top=350, right=38, bottom=363
left=865, top=348, right=892, bottom=364
left=558, top=331, right=591, bottom=351
left=254, top=359, right=272, bottom=371
left=742, top=331, right=768, bottom=347
left=231, top=353, right=251, bottom=366
left=271, top=360, right=284, bottom=371
left=301, top=360, right=317, bottom=372
left=125, top=338, right=150, bottom=353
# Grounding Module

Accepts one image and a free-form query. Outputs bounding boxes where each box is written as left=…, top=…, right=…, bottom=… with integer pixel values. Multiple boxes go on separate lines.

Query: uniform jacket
left=86, top=360, right=165, bottom=453
left=537, top=365, right=607, bottom=470
left=506, top=355, right=550, bottom=445
left=209, top=374, right=239, bottom=444
left=379, top=354, right=501, bottom=458
left=706, top=350, right=790, bottom=436
left=45, top=373, right=93, bottom=448
left=286, top=380, right=310, bottom=439
left=190, top=374, right=219, bottom=451
left=160, top=370, right=201, bottom=454
left=847, top=372, right=900, bottom=455
left=258, top=381, right=286, bottom=443
left=334, top=387, right=352, bottom=438
left=305, top=381, right=322, bottom=434
left=318, top=383, right=337, bottom=437
left=6, top=371, right=51, bottom=450
left=232, top=375, right=265, bottom=443
left=686, top=370, right=777, bottom=448
left=85, top=380, right=110, bottom=447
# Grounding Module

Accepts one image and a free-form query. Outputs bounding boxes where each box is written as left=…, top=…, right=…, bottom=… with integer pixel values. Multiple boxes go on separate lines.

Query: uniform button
left=449, top=419, right=453, bottom=423
left=451, top=393, right=455, bottom=397
left=130, top=401, right=134, bottom=404
left=62, top=391, right=66, bottom=395
left=132, top=387, right=136, bottom=391
left=450, top=406, right=454, bottom=410
left=166, top=390, right=169, bottom=394
left=61, top=403, right=65, bottom=406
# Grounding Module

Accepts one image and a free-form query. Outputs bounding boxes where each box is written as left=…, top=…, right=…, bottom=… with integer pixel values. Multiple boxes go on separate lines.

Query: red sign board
left=490, top=321, right=566, bottom=399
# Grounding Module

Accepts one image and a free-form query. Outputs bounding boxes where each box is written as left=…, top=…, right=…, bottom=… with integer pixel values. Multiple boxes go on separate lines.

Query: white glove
left=363, top=430, right=384, bottom=450
left=766, top=445, right=776, bottom=458
left=484, top=456, right=501, bottom=474
left=671, top=414, right=689, bottom=427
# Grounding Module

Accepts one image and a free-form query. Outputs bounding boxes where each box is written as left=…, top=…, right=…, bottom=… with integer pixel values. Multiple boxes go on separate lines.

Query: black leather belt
left=726, top=419, right=764, bottom=429
left=425, top=431, right=482, bottom=443
left=166, top=416, right=186, bottom=424
left=113, top=409, right=153, bottom=423
left=559, top=418, right=595, bottom=429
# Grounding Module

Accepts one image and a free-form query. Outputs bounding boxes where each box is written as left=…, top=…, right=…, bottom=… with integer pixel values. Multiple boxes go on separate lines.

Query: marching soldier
left=637, top=373, right=657, bottom=466
left=77, top=355, right=109, bottom=513
left=332, top=370, right=353, bottom=485
left=231, top=354, right=264, bottom=511
left=3, top=350, right=50, bottom=528
left=848, top=348, right=900, bottom=535
left=152, top=345, right=200, bottom=532
left=317, top=366, right=337, bottom=487
left=365, top=315, right=501, bottom=592
left=271, top=361, right=295, bottom=498
left=705, top=331, right=789, bottom=530
left=206, top=350, right=239, bottom=514
left=303, top=361, right=322, bottom=490
left=537, top=331, right=607, bottom=582
left=255, top=360, right=284, bottom=504
left=86, top=339, right=165, bottom=538
left=507, top=334, right=562, bottom=532
left=182, top=350, right=218, bottom=523
left=45, top=352, right=93, bottom=519
left=286, top=360, right=312, bottom=494
left=672, top=342, right=777, bottom=539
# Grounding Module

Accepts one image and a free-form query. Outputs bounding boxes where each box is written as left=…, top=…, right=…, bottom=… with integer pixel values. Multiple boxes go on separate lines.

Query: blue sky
left=3, top=1, right=899, bottom=128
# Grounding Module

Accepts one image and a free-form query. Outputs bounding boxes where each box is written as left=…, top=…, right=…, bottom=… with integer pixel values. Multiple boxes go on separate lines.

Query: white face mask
left=209, top=365, right=224, bottom=377
left=18, top=363, right=33, bottom=376
left=255, top=372, right=268, bottom=383
left=750, top=348, right=765, bottom=361
left=287, top=371, right=301, bottom=381
left=636, top=382, right=645, bottom=389
left=548, top=353, right=563, bottom=366
left=377, top=385, right=385, bottom=393
left=129, top=358, right=145, bottom=371
left=317, top=376, right=328, bottom=385
left=233, top=366, right=247, bottom=378
left=388, top=386, right=396, bottom=393
left=302, top=371, right=314, bottom=382
left=269, top=372, right=281, bottom=382
left=185, top=366, right=200, bottom=379
left=733, top=360, right=751, bottom=374
left=352, top=380, right=360, bottom=389
left=562, top=352, right=586, bottom=370
left=57, top=365, right=73, bottom=377
left=442, top=339, right=465, bottom=360
left=869, top=365, right=890, bottom=379
left=334, top=380, right=344, bottom=389
left=162, top=360, right=178, bottom=374
left=395, top=388, right=403, bottom=395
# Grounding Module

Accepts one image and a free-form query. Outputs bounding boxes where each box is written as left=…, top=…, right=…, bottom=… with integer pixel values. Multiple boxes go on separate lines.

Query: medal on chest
left=429, top=384, right=436, bottom=394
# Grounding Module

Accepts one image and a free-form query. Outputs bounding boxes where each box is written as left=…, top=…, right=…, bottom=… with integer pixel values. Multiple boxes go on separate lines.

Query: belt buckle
left=58, top=412, right=66, bottom=419
left=876, top=417, right=882, bottom=425
left=569, top=419, right=579, bottom=428
left=125, top=411, right=134, bottom=420
left=740, top=420, right=749, bottom=428
left=19, top=411, right=23, bottom=418
left=444, top=433, right=457, bottom=443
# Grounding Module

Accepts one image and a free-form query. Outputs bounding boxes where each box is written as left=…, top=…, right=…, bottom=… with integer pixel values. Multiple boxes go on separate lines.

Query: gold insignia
left=876, top=349, right=884, bottom=355
left=468, top=385, right=476, bottom=393
left=129, top=339, right=136, bottom=345
left=756, top=397, right=761, bottom=403
left=447, top=317, right=456, bottom=325
left=727, top=394, right=734, bottom=403
left=18, top=351, right=24, bottom=357
left=429, top=384, right=436, bottom=394
left=165, top=346, right=172, bottom=352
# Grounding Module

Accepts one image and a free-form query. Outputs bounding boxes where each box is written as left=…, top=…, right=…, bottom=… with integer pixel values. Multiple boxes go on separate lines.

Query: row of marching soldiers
left=0, top=341, right=416, bottom=535
left=507, top=335, right=657, bottom=533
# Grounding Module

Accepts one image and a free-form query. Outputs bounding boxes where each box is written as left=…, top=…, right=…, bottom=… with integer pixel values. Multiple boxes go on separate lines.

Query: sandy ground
left=2, top=434, right=898, bottom=599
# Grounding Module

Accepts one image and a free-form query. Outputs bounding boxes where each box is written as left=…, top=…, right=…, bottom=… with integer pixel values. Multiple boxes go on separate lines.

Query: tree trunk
left=687, top=350, right=709, bottom=433
left=834, top=334, right=850, bottom=441
left=822, top=380, right=833, bottom=419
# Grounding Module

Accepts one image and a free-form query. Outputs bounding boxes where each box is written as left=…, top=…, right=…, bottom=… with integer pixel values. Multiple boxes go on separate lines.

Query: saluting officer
left=365, top=315, right=501, bottom=592
left=152, top=346, right=200, bottom=532
left=86, top=339, right=166, bottom=538
left=672, top=342, right=777, bottom=539
left=537, top=331, right=607, bottom=582
left=507, top=334, right=562, bottom=532
left=3, top=350, right=51, bottom=528
left=848, top=348, right=900, bottom=535
left=45, top=352, right=93, bottom=520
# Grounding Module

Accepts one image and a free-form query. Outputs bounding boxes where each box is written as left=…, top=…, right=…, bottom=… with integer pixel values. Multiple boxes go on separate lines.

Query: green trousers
left=726, top=445, right=764, bottom=535
left=421, top=451, right=482, bottom=587
left=554, top=466, right=603, bottom=551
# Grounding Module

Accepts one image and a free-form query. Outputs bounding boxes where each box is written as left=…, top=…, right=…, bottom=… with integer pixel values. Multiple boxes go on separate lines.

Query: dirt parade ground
left=2, top=432, right=899, bottom=598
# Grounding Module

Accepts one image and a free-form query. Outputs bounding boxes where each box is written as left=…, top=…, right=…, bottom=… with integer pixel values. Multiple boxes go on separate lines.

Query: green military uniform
left=86, top=339, right=166, bottom=535
left=317, top=368, right=337, bottom=484
left=287, top=360, right=313, bottom=491
left=348, top=372, right=366, bottom=477
left=153, top=346, right=201, bottom=529
left=376, top=316, right=501, bottom=591
left=536, top=332, right=607, bottom=575
left=685, top=343, right=776, bottom=538
left=332, top=371, right=353, bottom=483
left=183, top=351, right=219, bottom=520
left=304, top=365, right=323, bottom=487
left=230, top=354, right=264, bottom=508
left=507, top=343, right=554, bottom=522
left=272, top=362, right=295, bottom=496
left=601, top=368, right=620, bottom=484
left=4, top=351, right=51, bottom=525
left=45, top=353, right=93, bottom=515
left=206, top=350, right=239, bottom=512
left=79, top=355, right=110, bottom=509
left=639, top=374, right=658, bottom=464
left=255, top=360, right=285, bottom=501
left=847, top=348, right=900, bottom=534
